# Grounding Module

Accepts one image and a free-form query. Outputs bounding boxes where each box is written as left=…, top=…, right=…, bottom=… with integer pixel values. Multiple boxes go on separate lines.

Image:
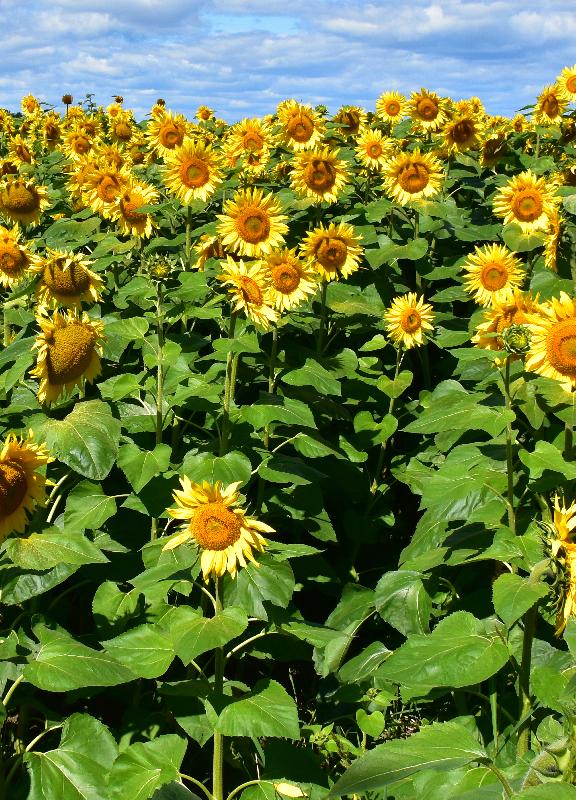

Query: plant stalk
left=212, top=576, right=225, bottom=800
left=316, top=279, right=328, bottom=356
left=220, top=311, right=238, bottom=457
left=517, top=604, right=537, bottom=758
left=151, top=283, right=165, bottom=541
left=503, top=357, right=516, bottom=534
left=370, top=348, right=402, bottom=494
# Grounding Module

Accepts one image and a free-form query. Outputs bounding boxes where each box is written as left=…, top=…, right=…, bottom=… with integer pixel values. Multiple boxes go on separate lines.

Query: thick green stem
left=517, top=604, right=537, bottom=758
left=185, top=205, right=193, bottom=267
left=370, top=348, right=402, bottom=494
left=212, top=576, right=225, bottom=800
left=316, top=280, right=328, bottom=356
left=485, top=762, right=513, bottom=798
left=489, top=676, right=499, bottom=755
left=504, top=357, right=516, bottom=534
left=220, top=311, right=238, bottom=457
left=256, top=328, right=278, bottom=510
left=151, top=284, right=165, bottom=541
left=565, top=392, right=575, bottom=461
left=3, top=309, right=9, bottom=346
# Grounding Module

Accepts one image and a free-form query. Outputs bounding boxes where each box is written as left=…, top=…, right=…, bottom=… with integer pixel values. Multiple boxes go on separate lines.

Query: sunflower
left=0, top=224, right=32, bottom=288
left=332, top=106, right=367, bottom=137
left=108, top=111, right=135, bottom=145
left=355, top=128, right=390, bottom=170
left=382, top=149, right=444, bottom=206
left=0, top=430, right=52, bottom=544
left=384, top=293, right=434, bottom=349
left=193, top=234, right=228, bottom=271
left=8, top=134, right=34, bottom=166
left=262, top=248, right=317, bottom=311
left=544, top=209, right=563, bottom=272
left=548, top=496, right=576, bottom=634
left=32, top=310, right=105, bottom=405
left=163, top=138, right=222, bottom=204
left=375, top=91, right=407, bottom=125
left=111, top=180, right=158, bottom=239
left=163, top=478, right=273, bottom=580
left=409, top=89, right=449, bottom=132
left=462, top=244, right=526, bottom=307
left=30, top=249, right=104, bottom=308
left=300, top=221, right=363, bottom=282
left=196, top=105, right=215, bottom=122
left=218, top=256, right=277, bottom=329
left=147, top=110, right=190, bottom=158
left=472, top=289, right=543, bottom=351
left=0, top=176, right=50, bottom=225
left=61, top=127, right=96, bottom=160
left=226, top=117, right=275, bottom=155
left=442, top=113, right=483, bottom=154
left=41, top=113, right=62, bottom=151
left=493, top=170, right=558, bottom=234
left=91, top=142, right=129, bottom=171
left=533, top=85, right=567, bottom=126
left=21, top=94, right=41, bottom=116
left=525, top=292, right=576, bottom=391
left=290, top=146, right=349, bottom=203
left=277, top=99, right=325, bottom=151
left=217, top=187, right=288, bottom=258
left=480, top=131, right=508, bottom=169
left=557, top=65, right=576, bottom=103
left=81, top=163, right=132, bottom=218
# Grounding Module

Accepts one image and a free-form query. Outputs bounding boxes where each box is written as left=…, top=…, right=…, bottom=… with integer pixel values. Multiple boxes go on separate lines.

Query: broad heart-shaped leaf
left=64, top=480, right=117, bottom=531
left=173, top=606, right=248, bottom=664
left=181, top=450, right=252, bottom=486
left=404, top=388, right=514, bottom=437
left=25, top=713, right=118, bottom=800
left=108, top=735, right=187, bottom=800
left=375, top=612, right=509, bottom=695
left=516, top=787, right=576, bottom=799
left=241, top=395, right=316, bottom=430
left=375, top=570, right=432, bottom=636
left=24, top=624, right=136, bottom=691
left=282, top=358, right=341, bottom=395
left=0, top=561, right=77, bottom=605
left=215, top=679, right=300, bottom=739
left=519, top=441, right=576, bottom=481
left=329, top=719, right=487, bottom=796
left=4, top=528, right=108, bottom=569
left=225, top=555, right=295, bottom=619
left=492, top=573, right=549, bottom=628
left=33, top=400, right=121, bottom=480
left=117, top=442, right=172, bottom=493
left=103, top=623, right=176, bottom=679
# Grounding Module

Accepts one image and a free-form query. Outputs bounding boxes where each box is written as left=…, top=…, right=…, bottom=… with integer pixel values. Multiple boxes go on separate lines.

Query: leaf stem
left=484, top=762, right=513, bottom=798
left=151, top=282, right=165, bottom=541
left=1, top=674, right=23, bottom=709
left=225, top=779, right=267, bottom=800
left=180, top=773, right=216, bottom=800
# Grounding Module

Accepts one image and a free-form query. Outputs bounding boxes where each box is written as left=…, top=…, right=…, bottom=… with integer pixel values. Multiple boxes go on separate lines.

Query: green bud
left=502, top=323, right=531, bottom=354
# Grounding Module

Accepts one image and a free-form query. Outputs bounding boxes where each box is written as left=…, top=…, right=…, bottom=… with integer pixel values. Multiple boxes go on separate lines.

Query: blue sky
left=1, top=0, right=574, bottom=121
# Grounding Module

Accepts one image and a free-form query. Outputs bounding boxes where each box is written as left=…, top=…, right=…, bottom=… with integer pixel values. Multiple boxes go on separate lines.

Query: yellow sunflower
left=218, top=256, right=277, bottom=330
left=41, top=113, right=62, bottom=151
left=544, top=209, right=563, bottom=272
left=61, top=127, right=97, bottom=160
left=30, top=249, right=104, bottom=308
left=193, top=234, right=228, bottom=271
left=493, top=170, right=558, bottom=234
left=382, top=149, right=444, bottom=206
left=384, top=293, right=434, bottom=349
left=533, top=85, right=567, bottom=126
left=109, top=112, right=135, bottom=145
left=8, top=134, right=34, bottom=166
left=217, top=187, right=288, bottom=258
left=163, top=138, right=222, bottom=204
left=442, top=113, right=483, bottom=154
left=300, top=221, right=363, bottom=282
left=409, top=89, right=449, bottom=132
left=81, top=163, right=132, bottom=218
left=277, top=99, right=325, bottom=151
left=480, top=131, right=508, bottom=169
left=21, top=94, right=41, bottom=116
left=355, top=128, right=391, bottom=170
left=462, top=244, right=526, bottom=307
left=549, top=496, right=576, bottom=634
left=0, top=430, right=52, bottom=544
left=226, top=117, right=275, bottom=155
left=557, top=65, right=576, bottom=103
left=262, top=248, right=317, bottom=311
left=111, top=180, right=158, bottom=239
left=332, top=106, right=367, bottom=137
left=290, top=146, right=349, bottom=204
left=163, top=478, right=273, bottom=581
left=472, top=289, right=543, bottom=351
left=0, top=176, right=50, bottom=226
left=31, top=310, right=105, bottom=405
left=196, top=105, right=215, bottom=122
left=525, top=292, right=576, bottom=391
left=91, top=142, right=130, bottom=171
left=375, top=91, right=407, bottom=125
left=0, top=224, right=32, bottom=288
left=146, top=110, right=190, bottom=158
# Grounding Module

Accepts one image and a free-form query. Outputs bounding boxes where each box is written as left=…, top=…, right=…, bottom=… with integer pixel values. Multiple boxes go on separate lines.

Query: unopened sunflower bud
left=147, top=254, right=174, bottom=282
left=502, top=323, right=531, bottom=354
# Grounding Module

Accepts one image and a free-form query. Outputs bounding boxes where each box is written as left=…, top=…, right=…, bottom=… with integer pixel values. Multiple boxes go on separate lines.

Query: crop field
left=1, top=75, right=576, bottom=799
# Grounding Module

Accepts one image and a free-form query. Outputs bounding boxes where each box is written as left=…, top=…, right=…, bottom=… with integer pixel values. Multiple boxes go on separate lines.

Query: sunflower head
left=534, top=85, right=568, bottom=125
left=382, top=149, right=444, bottom=206
left=147, top=110, right=190, bottom=157
left=300, top=222, right=363, bottom=282
left=30, top=249, right=104, bottom=308
left=277, top=100, right=325, bottom=150
left=492, top=170, right=558, bottom=234
left=375, top=91, right=407, bottom=125
left=462, top=244, right=526, bottom=307
left=218, top=256, right=277, bottom=329
left=473, top=289, right=543, bottom=352
left=384, top=293, right=435, bottom=349
left=290, top=147, right=349, bottom=204
left=332, top=106, right=367, bottom=137
left=163, top=138, right=222, bottom=204
left=217, top=187, right=288, bottom=258
left=0, top=224, right=31, bottom=288
left=409, top=89, right=449, bottom=131
left=111, top=180, right=158, bottom=239
left=263, top=248, right=318, bottom=311
left=557, top=65, right=576, bottom=102
left=525, top=292, right=576, bottom=392
left=0, top=176, right=50, bottom=225
left=355, top=128, right=391, bottom=170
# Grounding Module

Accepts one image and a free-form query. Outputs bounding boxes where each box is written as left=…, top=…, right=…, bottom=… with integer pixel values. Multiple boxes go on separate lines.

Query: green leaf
left=181, top=450, right=252, bottom=486
left=173, top=607, right=248, bottom=664
left=377, top=370, right=413, bottom=399
left=375, top=612, right=509, bottom=694
left=330, top=719, right=487, bottom=795
left=64, top=480, right=117, bottom=531
left=118, top=443, right=172, bottom=492
left=492, top=573, right=549, bottom=628
left=258, top=454, right=326, bottom=485
left=215, top=678, right=300, bottom=739
left=24, top=624, right=135, bottom=691
left=375, top=570, right=432, bottom=635
left=5, top=528, right=108, bottom=570
left=338, top=642, right=391, bottom=683
left=242, top=396, right=316, bottom=430
left=33, top=400, right=121, bottom=480
left=226, top=555, right=295, bottom=619
left=0, top=562, right=77, bottom=605
left=516, top=787, right=576, bottom=799
left=356, top=709, right=385, bottom=738
left=519, top=441, right=576, bottom=481
left=404, top=386, right=514, bottom=438
left=108, top=736, right=187, bottom=800
left=103, top=624, right=175, bottom=679
left=283, top=359, right=341, bottom=395
left=501, top=223, right=545, bottom=253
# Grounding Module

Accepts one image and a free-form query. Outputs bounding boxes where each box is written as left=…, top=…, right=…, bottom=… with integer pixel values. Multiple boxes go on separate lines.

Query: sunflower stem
left=564, top=392, right=575, bottom=460
left=316, top=279, right=328, bottom=355
left=256, top=327, right=278, bottom=511
left=185, top=205, right=192, bottom=267
left=213, top=576, right=225, bottom=800
left=151, top=282, right=165, bottom=541
left=517, top=603, right=537, bottom=758
left=370, top=348, right=402, bottom=494
left=220, top=311, right=238, bottom=457
left=503, top=357, right=516, bottom=534
left=180, top=774, right=215, bottom=800
left=3, top=308, right=9, bottom=346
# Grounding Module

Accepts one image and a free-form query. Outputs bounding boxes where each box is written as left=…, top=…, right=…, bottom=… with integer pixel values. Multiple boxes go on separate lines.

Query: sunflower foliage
left=2, top=79, right=576, bottom=800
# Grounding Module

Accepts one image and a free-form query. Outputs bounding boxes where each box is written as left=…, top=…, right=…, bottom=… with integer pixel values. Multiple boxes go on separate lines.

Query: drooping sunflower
left=0, top=430, right=52, bottom=544
left=21, top=94, right=41, bottom=116
left=217, top=187, right=288, bottom=258
left=442, top=113, right=483, bottom=154
left=41, top=113, right=62, bottom=151
left=355, top=128, right=391, bottom=170
left=290, top=146, right=349, bottom=203
left=557, top=65, right=576, bottom=103
left=277, top=99, right=325, bottom=151
left=163, top=478, right=273, bottom=581
left=0, top=176, right=50, bottom=225
left=111, top=180, right=158, bottom=239
left=462, top=244, right=526, bottom=307
left=533, top=85, right=568, bottom=126
left=472, top=289, right=543, bottom=352
left=0, top=224, right=32, bottom=288
left=480, top=130, right=509, bottom=169
left=375, top=91, right=407, bottom=125
left=163, top=139, right=222, bottom=204
left=384, top=293, right=435, bottom=349
left=81, top=163, right=132, bottom=218
left=108, top=111, right=135, bottom=146
left=492, top=170, right=558, bottom=234
left=300, top=221, right=363, bottom=282
left=32, top=310, right=105, bottom=405
left=8, top=134, right=34, bottom=166
left=332, top=105, right=367, bottom=137
left=382, top=149, right=444, bottom=206
left=409, top=89, right=450, bottom=132
left=146, top=110, right=190, bottom=158
left=30, top=249, right=104, bottom=308
left=218, top=256, right=277, bottom=329
left=525, top=292, right=576, bottom=391
left=262, top=248, right=317, bottom=311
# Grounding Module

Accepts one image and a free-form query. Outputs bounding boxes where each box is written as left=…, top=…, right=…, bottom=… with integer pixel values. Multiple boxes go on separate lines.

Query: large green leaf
left=330, top=719, right=487, bottom=795
left=375, top=570, right=432, bottom=635
left=181, top=450, right=252, bottom=486
left=242, top=395, right=316, bottom=430
left=108, top=736, right=187, bottom=800
left=173, top=607, right=248, bottom=664
left=492, top=573, right=548, bottom=628
left=118, top=442, right=172, bottom=492
left=215, top=679, right=300, bottom=739
left=64, top=480, right=117, bottom=531
left=282, top=359, right=341, bottom=395
left=5, top=528, right=108, bottom=569
left=519, top=441, right=576, bottom=481
left=226, top=555, right=295, bottom=619
left=103, top=623, right=176, bottom=679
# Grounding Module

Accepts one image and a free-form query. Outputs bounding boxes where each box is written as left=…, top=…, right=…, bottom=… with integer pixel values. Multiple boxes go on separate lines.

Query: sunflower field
left=2, top=73, right=576, bottom=800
